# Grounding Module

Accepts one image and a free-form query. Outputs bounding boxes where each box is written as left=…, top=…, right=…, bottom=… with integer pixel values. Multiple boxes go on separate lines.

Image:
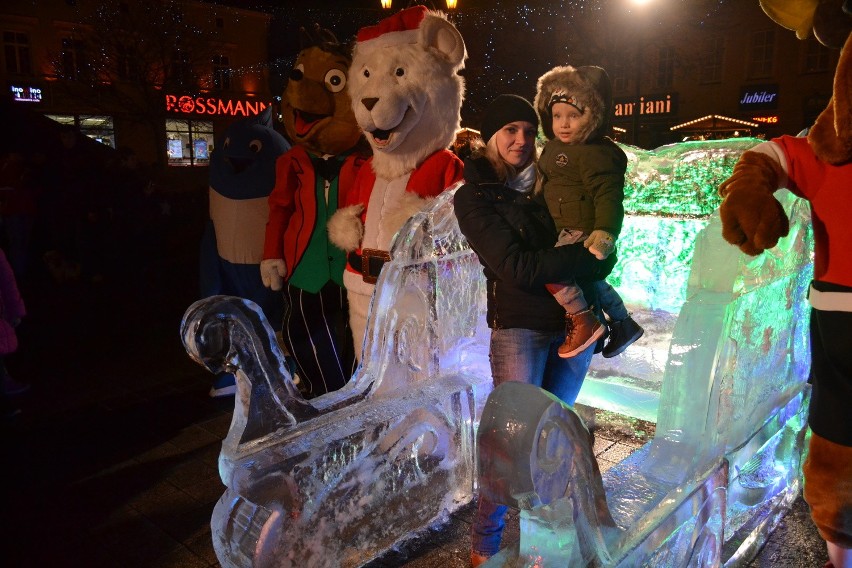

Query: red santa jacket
left=343, top=148, right=463, bottom=276
left=774, top=135, right=852, bottom=287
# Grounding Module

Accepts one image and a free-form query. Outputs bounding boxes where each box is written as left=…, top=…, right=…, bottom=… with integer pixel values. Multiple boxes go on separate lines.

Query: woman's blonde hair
left=471, top=135, right=539, bottom=184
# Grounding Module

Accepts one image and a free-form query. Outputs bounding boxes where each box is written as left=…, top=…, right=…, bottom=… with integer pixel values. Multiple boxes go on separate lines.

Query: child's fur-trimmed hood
left=534, top=65, right=613, bottom=142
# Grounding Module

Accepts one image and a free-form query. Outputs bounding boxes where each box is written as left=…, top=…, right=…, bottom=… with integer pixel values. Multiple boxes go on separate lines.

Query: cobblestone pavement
left=1, top=244, right=828, bottom=567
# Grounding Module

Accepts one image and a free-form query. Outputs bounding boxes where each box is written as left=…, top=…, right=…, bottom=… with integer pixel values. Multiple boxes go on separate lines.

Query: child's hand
left=584, top=230, right=615, bottom=260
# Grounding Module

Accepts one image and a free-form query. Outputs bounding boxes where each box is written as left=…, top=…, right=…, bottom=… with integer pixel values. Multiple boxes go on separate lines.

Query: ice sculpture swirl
left=181, top=296, right=318, bottom=445
left=478, top=382, right=620, bottom=566
left=180, top=189, right=492, bottom=568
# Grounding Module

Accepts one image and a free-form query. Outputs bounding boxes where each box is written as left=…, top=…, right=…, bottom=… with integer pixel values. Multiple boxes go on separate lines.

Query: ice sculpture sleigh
left=181, top=138, right=813, bottom=567
left=181, top=182, right=493, bottom=567
left=480, top=139, right=814, bottom=567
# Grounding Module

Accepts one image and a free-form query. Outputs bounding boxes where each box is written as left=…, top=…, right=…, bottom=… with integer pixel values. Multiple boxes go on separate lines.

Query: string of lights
left=57, top=0, right=738, bottom=123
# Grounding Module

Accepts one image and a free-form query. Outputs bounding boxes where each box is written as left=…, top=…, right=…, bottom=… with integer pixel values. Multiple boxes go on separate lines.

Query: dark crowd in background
left=0, top=118, right=207, bottom=294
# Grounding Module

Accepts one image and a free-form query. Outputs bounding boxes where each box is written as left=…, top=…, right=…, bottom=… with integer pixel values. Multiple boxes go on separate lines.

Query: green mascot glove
left=718, top=150, right=790, bottom=256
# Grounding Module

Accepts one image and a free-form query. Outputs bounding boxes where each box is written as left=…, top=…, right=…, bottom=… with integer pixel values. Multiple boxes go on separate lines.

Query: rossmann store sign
left=165, top=94, right=269, bottom=116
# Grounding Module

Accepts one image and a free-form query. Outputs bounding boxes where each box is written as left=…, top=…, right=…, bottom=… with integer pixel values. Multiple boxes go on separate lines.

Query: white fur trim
left=809, top=284, right=852, bottom=312
left=749, top=141, right=789, bottom=189
left=327, top=203, right=364, bottom=252
left=380, top=191, right=432, bottom=242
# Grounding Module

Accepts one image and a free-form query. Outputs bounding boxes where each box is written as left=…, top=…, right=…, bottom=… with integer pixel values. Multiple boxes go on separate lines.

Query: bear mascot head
left=327, top=6, right=467, bottom=360
left=348, top=5, right=466, bottom=179
left=280, top=24, right=365, bottom=157
left=718, top=2, right=852, bottom=564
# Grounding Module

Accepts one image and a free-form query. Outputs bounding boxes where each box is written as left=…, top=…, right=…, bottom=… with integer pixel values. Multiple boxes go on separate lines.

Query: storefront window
left=165, top=119, right=213, bottom=166
left=46, top=114, right=115, bottom=147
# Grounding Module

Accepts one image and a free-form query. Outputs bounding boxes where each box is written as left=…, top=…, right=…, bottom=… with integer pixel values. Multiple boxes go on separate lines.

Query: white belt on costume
left=809, top=284, right=852, bottom=312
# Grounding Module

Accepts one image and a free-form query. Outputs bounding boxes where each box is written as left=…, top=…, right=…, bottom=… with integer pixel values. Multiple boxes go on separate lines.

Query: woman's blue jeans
left=471, top=327, right=594, bottom=557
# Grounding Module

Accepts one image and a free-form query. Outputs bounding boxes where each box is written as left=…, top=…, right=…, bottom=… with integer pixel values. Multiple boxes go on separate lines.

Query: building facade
left=605, top=1, right=837, bottom=147
left=2, top=0, right=840, bottom=160
left=1, top=0, right=274, bottom=167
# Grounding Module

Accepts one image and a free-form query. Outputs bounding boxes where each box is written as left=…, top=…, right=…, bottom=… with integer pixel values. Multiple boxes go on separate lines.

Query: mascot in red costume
left=718, top=2, right=852, bottom=566
left=261, top=26, right=368, bottom=397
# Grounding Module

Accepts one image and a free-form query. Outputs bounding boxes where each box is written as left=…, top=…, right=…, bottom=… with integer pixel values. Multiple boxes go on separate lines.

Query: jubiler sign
left=165, top=94, right=270, bottom=117
left=739, top=84, right=779, bottom=110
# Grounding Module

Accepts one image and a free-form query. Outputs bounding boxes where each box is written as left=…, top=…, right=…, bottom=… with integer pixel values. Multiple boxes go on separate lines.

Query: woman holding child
left=453, top=93, right=616, bottom=564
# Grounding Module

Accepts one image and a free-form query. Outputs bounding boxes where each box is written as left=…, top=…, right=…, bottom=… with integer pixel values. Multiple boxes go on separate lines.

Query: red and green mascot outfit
left=261, top=26, right=368, bottom=397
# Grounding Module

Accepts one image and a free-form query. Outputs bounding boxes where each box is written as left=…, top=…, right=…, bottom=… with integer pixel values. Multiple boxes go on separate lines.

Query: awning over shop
left=454, top=127, right=480, bottom=145
left=670, top=114, right=759, bottom=140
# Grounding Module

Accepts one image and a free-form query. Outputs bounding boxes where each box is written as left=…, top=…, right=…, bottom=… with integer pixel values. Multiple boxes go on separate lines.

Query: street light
left=446, top=0, right=458, bottom=9
left=381, top=0, right=392, bottom=9
left=627, top=0, right=655, bottom=146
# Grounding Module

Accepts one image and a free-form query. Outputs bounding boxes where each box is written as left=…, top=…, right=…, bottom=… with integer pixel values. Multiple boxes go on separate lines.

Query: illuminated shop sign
left=11, top=85, right=42, bottom=103
left=614, top=93, right=678, bottom=117
left=752, top=116, right=779, bottom=124
left=739, top=85, right=779, bottom=110
left=165, top=94, right=269, bottom=117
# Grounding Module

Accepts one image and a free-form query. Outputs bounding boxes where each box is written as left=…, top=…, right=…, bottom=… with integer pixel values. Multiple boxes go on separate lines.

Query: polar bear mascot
left=327, top=6, right=466, bottom=360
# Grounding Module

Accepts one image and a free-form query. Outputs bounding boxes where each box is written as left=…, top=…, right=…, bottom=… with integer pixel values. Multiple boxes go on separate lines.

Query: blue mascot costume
left=200, top=106, right=291, bottom=397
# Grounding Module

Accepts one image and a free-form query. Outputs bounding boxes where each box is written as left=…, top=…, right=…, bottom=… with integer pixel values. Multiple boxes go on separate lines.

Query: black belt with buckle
left=348, top=248, right=391, bottom=284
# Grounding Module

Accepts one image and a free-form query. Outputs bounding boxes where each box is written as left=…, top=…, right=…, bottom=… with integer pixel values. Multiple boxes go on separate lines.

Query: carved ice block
left=182, top=189, right=493, bottom=567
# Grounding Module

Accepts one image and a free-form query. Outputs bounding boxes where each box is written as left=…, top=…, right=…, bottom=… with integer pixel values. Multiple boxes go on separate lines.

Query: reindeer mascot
left=718, top=2, right=852, bottom=566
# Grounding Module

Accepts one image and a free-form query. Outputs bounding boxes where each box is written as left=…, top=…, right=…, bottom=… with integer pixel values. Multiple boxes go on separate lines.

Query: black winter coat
left=453, top=157, right=616, bottom=332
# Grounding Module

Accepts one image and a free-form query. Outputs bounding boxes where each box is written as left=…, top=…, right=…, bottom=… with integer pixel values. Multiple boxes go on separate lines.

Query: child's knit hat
left=534, top=65, right=614, bottom=142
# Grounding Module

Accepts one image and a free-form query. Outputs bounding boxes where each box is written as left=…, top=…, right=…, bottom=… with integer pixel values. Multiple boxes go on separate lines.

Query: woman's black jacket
left=453, top=157, right=616, bottom=332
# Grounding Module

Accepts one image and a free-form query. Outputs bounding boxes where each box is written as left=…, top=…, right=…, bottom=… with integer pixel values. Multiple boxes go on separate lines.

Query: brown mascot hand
left=718, top=150, right=790, bottom=256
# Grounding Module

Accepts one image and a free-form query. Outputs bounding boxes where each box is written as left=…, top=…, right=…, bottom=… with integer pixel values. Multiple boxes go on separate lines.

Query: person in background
left=0, top=247, right=28, bottom=419
left=453, top=94, right=615, bottom=567
left=534, top=65, right=644, bottom=359
left=0, top=152, right=40, bottom=284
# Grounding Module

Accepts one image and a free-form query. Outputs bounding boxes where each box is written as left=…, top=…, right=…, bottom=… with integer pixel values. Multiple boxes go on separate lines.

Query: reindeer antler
left=298, top=23, right=351, bottom=60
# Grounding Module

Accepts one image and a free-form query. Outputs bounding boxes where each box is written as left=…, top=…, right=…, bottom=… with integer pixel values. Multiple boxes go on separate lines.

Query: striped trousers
left=282, top=281, right=357, bottom=397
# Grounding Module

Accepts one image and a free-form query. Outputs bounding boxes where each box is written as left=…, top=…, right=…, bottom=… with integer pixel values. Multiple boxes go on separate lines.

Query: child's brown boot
left=558, top=309, right=605, bottom=358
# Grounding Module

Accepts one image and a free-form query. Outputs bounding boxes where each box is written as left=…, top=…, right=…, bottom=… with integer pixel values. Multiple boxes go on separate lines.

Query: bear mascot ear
left=418, top=12, right=466, bottom=70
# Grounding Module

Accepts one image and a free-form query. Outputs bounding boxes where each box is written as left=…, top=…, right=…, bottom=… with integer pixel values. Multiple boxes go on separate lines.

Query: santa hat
left=355, top=6, right=428, bottom=52
left=808, top=31, right=852, bottom=165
